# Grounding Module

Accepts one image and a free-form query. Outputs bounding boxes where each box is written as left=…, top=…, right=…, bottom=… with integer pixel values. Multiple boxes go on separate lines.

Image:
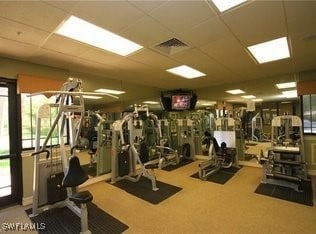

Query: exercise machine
left=251, top=113, right=269, bottom=142
left=198, top=117, right=239, bottom=180
left=84, top=111, right=112, bottom=176
left=29, top=78, right=117, bottom=233
left=111, top=105, right=164, bottom=191
left=258, top=115, right=309, bottom=191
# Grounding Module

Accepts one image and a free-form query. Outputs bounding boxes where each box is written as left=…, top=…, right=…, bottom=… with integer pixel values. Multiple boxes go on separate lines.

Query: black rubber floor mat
left=81, top=163, right=96, bottom=177
left=25, top=203, right=129, bottom=233
left=162, top=159, right=194, bottom=171
left=111, top=176, right=182, bottom=204
left=255, top=180, right=314, bottom=206
left=191, top=166, right=241, bottom=184
left=244, top=153, right=257, bottom=161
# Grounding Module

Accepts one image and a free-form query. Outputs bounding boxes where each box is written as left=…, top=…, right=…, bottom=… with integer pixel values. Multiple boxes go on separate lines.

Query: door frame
left=0, top=78, right=22, bottom=207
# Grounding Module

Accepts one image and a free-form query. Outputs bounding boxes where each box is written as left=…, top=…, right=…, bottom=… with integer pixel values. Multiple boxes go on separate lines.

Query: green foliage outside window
left=21, top=94, right=64, bottom=149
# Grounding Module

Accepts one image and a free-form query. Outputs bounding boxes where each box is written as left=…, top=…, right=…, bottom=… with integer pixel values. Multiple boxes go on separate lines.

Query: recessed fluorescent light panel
left=253, top=99, right=263, bottom=102
left=276, top=82, right=296, bottom=89
left=211, top=0, right=247, bottom=12
left=247, top=37, right=290, bottom=64
left=56, top=16, right=143, bottom=56
left=143, top=101, right=159, bottom=105
left=82, top=95, right=102, bottom=99
left=242, top=95, right=256, bottom=99
left=94, top=88, right=125, bottom=95
left=225, top=89, right=245, bottom=94
left=282, top=90, right=297, bottom=98
left=166, top=65, right=206, bottom=79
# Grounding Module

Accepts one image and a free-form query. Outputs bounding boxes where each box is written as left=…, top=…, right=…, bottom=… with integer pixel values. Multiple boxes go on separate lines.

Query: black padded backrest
left=139, top=142, right=149, bottom=163
left=211, top=137, right=220, bottom=153
left=62, top=156, right=88, bottom=187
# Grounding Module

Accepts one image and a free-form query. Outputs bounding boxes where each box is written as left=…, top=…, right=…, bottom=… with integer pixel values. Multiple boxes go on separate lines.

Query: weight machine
left=258, top=115, right=309, bottom=191
left=251, top=113, right=268, bottom=142
left=111, top=105, right=177, bottom=191
left=198, top=117, right=239, bottom=180
left=29, top=78, right=118, bottom=233
left=84, top=111, right=112, bottom=176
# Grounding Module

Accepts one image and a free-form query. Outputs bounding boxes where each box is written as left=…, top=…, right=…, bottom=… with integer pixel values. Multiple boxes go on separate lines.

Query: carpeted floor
left=1, top=161, right=315, bottom=234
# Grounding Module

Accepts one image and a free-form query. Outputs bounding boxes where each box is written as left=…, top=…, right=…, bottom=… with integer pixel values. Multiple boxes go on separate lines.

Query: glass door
left=0, top=78, right=22, bottom=207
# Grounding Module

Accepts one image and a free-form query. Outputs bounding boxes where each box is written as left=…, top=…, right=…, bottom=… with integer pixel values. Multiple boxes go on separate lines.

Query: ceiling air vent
left=155, top=38, right=189, bottom=55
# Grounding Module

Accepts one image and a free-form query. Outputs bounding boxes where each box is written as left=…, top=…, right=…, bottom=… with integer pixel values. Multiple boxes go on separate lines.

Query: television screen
left=171, top=95, right=191, bottom=110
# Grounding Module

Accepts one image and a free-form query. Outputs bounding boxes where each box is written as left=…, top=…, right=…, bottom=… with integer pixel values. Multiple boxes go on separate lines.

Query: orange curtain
left=297, top=80, right=316, bottom=95
left=18, top=74, right=65, bottom=97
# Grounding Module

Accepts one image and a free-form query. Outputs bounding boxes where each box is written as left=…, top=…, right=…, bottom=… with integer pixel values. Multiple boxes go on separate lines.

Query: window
left=302, top=94, right=316, bottom=134
left=21, top=94, right=67, bottom=149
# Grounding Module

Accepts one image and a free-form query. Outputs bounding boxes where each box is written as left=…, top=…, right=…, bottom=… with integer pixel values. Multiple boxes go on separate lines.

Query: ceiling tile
left=28, top=48, right=75, bottom=69
left=200, top=36, right=262, bottom=76
left=0, top=37, right=38, bottom=59
left=43, top=0, right=79, bottom=13
left=150, top=1, right=216, bottom=33
left=72, top=1, right=144, bottom=33
left=0, top=1, right=68, bottom=32
left=78, top=48, right=124, bottom=67
left=0, top=18, right=49, bottom=46
left=129, top=49, right=178, bottom=69
left=222, top=0, right=287, bottom=46
left=42, top=34, right=91, bottom=57
left=178, top=16, right=231, bottom=47
left=120, top=15, right=174, bottom=48
left=128, top=0, right=166, bottom=13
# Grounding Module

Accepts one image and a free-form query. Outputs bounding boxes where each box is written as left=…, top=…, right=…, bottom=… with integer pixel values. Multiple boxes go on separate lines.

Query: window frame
left=301, top=94, right=316, bottom=135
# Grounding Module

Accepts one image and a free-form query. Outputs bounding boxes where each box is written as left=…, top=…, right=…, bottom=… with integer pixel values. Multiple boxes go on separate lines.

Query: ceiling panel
left=0, top=18, right=49, bottom=46
left=258, top=59, right=293, bottom=78
left=78, top=48, right=124, bottom=68
left=150, top=1, right=216, bottom=33
left=72, top=1, right=144, bottom=33
left=27, top=48, right=75, bottom=69
left=129, top=49, right=178, bottom=69
left=0, top=37, right=38, bottom=59
left=178, top=16, right=231, bottom=47
left=0, top=1, right=68, bottom=32
left=43, top=0, right=79, bottom=13
left=221, top=0, right=287, bottom=46
left=128, top=0, right=166, bottom=14
left=120, top=15, right=174, bottom=48
left=200, top=36, right=262, bottom=77
left=42, top=34, right=91, bottom=57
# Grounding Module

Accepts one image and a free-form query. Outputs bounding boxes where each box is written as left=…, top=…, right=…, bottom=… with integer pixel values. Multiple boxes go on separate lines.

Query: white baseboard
left=22, top=196, right=33, bottom=206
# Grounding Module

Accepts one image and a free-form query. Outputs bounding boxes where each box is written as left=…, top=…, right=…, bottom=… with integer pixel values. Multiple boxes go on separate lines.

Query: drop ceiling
left=0, top=0, right=315, bottom=108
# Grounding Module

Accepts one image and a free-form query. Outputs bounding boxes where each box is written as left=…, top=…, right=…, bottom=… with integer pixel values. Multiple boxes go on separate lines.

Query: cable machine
left=29, top=78, right=118, bottom=233
left=198, top=117, right=239, bottom=180
left=258, top=115, right=309, bottom=191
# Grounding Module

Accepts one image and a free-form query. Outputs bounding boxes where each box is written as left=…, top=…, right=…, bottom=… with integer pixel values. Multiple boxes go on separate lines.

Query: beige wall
left=22, top=155, right=34, bottom=199
left=304, top=135, right=316, bottom=172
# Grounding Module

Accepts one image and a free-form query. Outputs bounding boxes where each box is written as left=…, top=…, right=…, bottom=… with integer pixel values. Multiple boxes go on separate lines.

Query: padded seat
left=69, top=191, right=93, bottom=204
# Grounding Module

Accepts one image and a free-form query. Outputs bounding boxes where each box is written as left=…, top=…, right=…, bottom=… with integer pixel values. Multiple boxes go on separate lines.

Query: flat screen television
left=171, top=95, right=191, bottom=110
